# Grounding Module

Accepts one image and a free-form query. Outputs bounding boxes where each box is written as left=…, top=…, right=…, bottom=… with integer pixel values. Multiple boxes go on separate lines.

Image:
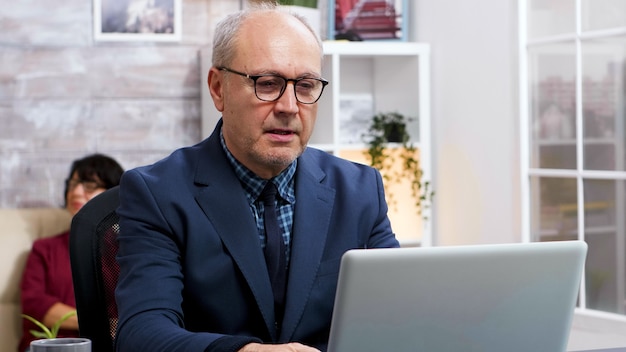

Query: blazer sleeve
left=366, top=166, right=400, bottom=249
left=115, top=169, right=244, bottom=352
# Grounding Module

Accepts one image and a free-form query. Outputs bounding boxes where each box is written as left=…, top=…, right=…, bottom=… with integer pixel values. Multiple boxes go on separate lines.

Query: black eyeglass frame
left=65, top=179, right=106, bottom=193
left=219, top=66, right=329, bottom=104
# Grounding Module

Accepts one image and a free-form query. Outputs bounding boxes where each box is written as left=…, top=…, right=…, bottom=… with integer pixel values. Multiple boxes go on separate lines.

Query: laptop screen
left=327, top=241, right=587, bottom=352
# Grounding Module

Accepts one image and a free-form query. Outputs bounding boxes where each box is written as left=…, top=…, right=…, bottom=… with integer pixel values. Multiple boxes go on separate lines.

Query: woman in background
left=18, top=153, right=124, bottom=352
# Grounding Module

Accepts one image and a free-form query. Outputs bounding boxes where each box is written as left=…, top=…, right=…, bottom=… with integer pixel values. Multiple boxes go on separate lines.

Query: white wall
left=411, top=3, right=626, bottom=348
left=413, top=0, right=521, bottom=246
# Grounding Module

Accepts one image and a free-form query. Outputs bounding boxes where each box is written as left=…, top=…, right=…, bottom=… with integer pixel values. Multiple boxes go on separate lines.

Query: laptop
left=327, top=240, right=587, bottom=352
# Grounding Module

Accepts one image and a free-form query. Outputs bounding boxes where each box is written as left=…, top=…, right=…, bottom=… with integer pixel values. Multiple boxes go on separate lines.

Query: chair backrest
left=69, top=186, right=120, bottom=352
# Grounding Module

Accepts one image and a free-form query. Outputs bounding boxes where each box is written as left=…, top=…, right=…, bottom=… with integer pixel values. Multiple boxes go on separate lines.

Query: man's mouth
left=269, top=129, right=293, bottom=135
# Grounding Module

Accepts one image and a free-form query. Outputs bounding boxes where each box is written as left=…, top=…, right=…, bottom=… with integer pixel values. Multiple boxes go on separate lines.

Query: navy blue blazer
left=115, top=121, right=399, bottom=351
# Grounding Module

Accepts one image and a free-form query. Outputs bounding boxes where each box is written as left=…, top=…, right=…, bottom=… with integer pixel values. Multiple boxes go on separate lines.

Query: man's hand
left=239, top=342, right=321, bottom=352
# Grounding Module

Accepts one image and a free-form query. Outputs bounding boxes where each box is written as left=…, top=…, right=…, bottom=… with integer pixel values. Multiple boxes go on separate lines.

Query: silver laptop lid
left=328, top=241, right=587, bottom=352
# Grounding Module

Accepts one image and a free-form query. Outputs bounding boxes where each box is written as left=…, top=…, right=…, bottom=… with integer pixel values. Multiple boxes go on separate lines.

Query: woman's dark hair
left=63, top=153, right=124, bottom=206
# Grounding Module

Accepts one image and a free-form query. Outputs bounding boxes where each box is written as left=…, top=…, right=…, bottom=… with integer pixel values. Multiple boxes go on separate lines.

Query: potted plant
left=276, top=0, right=317, bottom=7
left=362, top=112, right=434, bottom=219
left=22, top=311, right=90, bottom=351
left=22, top=311, right=77, bottom=340
left=275, top=0, right=320, bottom=36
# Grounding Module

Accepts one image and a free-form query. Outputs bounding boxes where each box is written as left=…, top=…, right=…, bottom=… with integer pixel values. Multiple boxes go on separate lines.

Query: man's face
left=209, top=12, right=323, bottom=179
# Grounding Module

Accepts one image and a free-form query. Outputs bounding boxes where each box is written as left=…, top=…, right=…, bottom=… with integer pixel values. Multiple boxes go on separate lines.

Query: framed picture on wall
left=328, top=0, right=408, bottom=41
left=93, top=0, right=182, bottom=42
left=339, top=93, right=374, bottom=144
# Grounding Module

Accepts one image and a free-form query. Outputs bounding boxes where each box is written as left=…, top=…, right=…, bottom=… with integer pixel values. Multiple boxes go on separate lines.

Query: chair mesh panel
left=97, top=213, right=120, bottom=343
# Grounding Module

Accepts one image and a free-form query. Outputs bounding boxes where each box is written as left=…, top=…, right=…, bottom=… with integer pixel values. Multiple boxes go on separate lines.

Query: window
left=520, top=0, right=626, bottom=316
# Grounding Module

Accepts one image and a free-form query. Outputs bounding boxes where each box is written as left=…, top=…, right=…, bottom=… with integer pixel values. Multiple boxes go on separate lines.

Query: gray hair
left=212, top=1, right=323, bottom=68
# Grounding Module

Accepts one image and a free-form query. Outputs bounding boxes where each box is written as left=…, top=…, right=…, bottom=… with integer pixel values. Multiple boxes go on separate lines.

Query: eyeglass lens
left=254, top=76, right=326, bottom=104
left=220, top=67, right=327, bottom=104
left=67, top=179, right=104, bottom=193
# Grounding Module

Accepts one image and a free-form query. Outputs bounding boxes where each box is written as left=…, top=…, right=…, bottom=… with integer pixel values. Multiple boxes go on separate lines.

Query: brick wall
left=0, top=0, right=241, bottom=208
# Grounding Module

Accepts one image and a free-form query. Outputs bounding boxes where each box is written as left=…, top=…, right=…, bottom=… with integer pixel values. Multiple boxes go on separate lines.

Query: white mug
left=30, top=338, right=91, bottom=352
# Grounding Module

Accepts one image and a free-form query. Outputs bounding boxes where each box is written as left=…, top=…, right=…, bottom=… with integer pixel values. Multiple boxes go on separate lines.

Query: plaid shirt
left=220, top=130, right=296, bottom=263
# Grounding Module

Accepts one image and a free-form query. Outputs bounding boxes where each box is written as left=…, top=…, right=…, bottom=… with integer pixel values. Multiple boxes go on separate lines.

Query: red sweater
left=18, top=231, right=78, bottom=352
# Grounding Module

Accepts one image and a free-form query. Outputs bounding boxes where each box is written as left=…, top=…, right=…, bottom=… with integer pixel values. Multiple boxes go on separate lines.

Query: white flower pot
left=29, top=338, right=91, bottom=352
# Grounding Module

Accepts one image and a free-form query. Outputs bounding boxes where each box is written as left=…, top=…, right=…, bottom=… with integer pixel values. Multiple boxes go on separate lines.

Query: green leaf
left=21, top=314, right=53, bottom=339
left=277, top=0, right=318, bottom=8
left=21, top=310, right=77, bottom=339
left=29, top=330, right=50, bottom=339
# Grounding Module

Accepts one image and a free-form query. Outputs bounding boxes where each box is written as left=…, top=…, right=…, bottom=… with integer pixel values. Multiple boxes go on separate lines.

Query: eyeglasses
left=66, top=179, right=106, bottom=193
left=219, top=67, right=329, bottom=104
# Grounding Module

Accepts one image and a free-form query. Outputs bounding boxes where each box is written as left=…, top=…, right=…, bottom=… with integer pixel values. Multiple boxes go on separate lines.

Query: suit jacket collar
left=193, top=120, right=336, bottom=342
left=281, top=151, right=335, bottom=341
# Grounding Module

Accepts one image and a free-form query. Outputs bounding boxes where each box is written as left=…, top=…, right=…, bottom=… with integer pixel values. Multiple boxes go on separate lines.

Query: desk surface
left=575, top=348, right=626, bottom=352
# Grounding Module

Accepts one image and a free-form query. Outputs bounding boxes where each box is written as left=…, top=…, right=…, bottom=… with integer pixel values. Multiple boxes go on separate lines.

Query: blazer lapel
left=280, top=152, right=336, bottom=341
left=193, top=124, right=278, bottom=338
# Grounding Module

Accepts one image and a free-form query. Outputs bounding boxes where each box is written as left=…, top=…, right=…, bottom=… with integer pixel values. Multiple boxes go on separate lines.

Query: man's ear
left=208, top=67, right=225, bottom=112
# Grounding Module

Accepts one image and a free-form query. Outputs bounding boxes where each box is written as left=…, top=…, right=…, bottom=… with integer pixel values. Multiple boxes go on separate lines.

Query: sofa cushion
left=0, top=208, right=71, bottom=351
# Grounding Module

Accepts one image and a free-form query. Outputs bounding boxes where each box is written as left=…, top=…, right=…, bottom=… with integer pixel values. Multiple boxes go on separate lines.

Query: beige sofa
left=0, top=208, right=71, bottom=351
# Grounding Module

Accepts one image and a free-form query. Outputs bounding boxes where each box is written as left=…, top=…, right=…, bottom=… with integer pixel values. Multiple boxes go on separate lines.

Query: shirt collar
left=220, top=128, right=296, bottom=204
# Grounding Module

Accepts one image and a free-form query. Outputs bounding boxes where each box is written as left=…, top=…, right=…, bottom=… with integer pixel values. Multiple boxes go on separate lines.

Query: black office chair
left=69, top=186, right=120, bottom=352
